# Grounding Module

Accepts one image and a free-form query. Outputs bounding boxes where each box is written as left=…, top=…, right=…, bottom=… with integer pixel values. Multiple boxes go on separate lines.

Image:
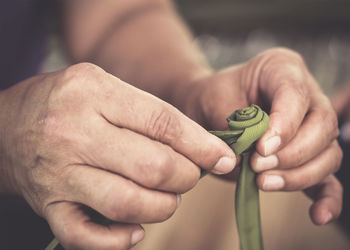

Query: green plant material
left=45, top=238, right=59, bottom=250
left=46, top=104, right=268, bottom=250
left=209, top=104, right=269, bottom=250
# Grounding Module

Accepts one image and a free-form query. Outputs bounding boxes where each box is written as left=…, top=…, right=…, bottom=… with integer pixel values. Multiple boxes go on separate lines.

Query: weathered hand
left=184, top=48, right=343, bottom=225
left=0, top=63, right=236, bottom=249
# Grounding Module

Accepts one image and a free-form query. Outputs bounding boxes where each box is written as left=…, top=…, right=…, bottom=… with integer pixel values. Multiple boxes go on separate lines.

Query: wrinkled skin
left=0, top=63, right=236, bottom=249
left=183, top=48, right=343, bottom=226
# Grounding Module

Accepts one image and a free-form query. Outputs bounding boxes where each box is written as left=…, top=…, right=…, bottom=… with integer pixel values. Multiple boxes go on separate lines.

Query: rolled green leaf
left=209, top=104, right=269, bottom=250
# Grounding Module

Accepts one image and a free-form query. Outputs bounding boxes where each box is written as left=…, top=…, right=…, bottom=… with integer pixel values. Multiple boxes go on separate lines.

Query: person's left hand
left=181, top=48, right=343, bottom=225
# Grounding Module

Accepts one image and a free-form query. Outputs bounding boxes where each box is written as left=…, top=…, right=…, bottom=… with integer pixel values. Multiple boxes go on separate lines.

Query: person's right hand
left=0, top=63, right=236, bottom=250
left=179, top=48, right=343, bottom=225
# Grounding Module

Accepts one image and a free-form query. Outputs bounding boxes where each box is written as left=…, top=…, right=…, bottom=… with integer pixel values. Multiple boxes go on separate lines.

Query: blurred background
left=42, top=1, right=350, bottom=249
left=45, top=0, right=350, bottom=95
left=178, top=0, right=350, bottom=94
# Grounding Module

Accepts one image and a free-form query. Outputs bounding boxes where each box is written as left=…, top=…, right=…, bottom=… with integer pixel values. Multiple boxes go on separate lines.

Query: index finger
left=254, top=50, right=311, bottom=156
left=256, top=82, right=310, bottom=156
left=95, top=72, right=236, bottom=174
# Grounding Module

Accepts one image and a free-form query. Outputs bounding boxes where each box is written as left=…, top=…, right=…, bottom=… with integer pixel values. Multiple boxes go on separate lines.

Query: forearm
left=64, top=0, right=212, bottom=110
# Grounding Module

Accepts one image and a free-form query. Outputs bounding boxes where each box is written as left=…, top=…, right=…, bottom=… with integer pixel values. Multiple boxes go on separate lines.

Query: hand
left=183, top=48, right=343, bottom=225
left=0, top=63, right=236, bottom=249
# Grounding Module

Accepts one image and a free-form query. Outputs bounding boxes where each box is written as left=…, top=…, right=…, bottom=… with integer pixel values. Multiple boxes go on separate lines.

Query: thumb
left=98, top=74, right=237, bottom=175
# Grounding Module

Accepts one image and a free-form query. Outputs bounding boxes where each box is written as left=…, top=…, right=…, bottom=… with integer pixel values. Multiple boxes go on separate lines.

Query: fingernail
left=254, top=155, right=279, bottom=172
left=322, top=212, right=333, bottom=225
left=264, top=136, right=281, bottom=155
left=176, top=194, right=182, bottom=208
left=212, top=156, right=236, bottom=174
left=262, top=175, right=284, bottom=191
left=131, top=228, right=145, bottom=246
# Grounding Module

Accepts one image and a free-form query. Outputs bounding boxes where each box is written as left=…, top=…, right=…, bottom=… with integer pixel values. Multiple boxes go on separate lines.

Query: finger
left=45, top=202, right=144, bottom=250
left=82, top=120, right=200, bottom=194
left=305, top=175, right=343, bottom=225
left=96, top=73, right=236, bottom=175
left=251, top=105, right=339, bottom=172
left=60, top=165, right=180, bottom=223
left=256, top=141, right=342, bottom=191
left=254, top=51, right=311, bottom=156
left=256, top=82, right=310, bottom=156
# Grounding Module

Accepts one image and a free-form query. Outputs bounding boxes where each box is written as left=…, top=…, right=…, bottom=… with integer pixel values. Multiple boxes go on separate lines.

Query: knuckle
left=108, top=186, right=138, bottom=221
left=137, top=151, right=199, bottom=193
left=181, top=168, right=200, bottom=193
left=106, top=234, right=131, bottom=250
left=275, top=70, right=307, bottom=94
left=64, top=62, right=103, bottom=80
left=146, top=104, right=183, bottom=143
left=258, top=48, right=308, bottom=89
left=60, top=223, right=83, bottom=249
left=276, top=80, right=309, bottom=110
left=159, top=195, right=178, bottom=221
left=140, top=153, right=173, bottom=189
left=54, top=63, right=104, bottom=101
